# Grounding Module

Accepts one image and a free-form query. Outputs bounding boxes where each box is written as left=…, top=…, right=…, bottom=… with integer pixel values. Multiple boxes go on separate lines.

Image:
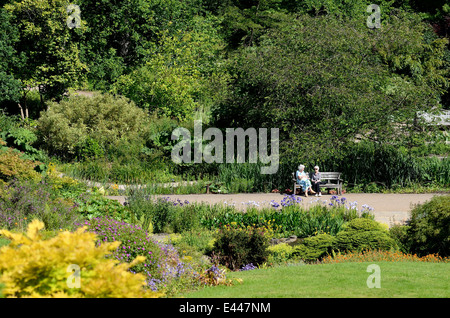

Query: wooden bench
left=292, top=171, right=343, bottom=195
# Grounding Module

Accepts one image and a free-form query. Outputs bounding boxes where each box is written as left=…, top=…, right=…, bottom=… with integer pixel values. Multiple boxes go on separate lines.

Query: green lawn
left=179, top=262, right=449, bottom=298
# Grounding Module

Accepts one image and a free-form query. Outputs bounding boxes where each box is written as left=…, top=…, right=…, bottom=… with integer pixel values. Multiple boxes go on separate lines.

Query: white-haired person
left=296, top=164, right=316, bottom=197
left=311, top=165, right=322, bottom=197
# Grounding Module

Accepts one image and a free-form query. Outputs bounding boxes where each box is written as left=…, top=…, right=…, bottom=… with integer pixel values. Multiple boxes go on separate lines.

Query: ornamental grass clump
left=0, top=219, right=162, bottom=298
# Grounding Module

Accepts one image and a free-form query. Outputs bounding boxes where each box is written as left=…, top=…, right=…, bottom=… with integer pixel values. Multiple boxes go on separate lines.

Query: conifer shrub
left=334, top=218, right=397, bottom=252
left=293, top=233, right=336, bottom=262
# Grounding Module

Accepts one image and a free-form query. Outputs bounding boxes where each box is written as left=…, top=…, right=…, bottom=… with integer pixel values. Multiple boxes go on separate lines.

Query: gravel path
left=106, top=192, right=447, bottom=228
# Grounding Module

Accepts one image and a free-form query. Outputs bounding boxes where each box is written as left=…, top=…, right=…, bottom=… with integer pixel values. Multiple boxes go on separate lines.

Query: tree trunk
left=18, top=102, right=25, bottom=120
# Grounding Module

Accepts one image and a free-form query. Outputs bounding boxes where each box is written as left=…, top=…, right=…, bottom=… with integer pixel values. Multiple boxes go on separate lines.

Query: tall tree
left=0, top=8, right=21, bottom=107
left=111, top=15, right=229, bottom=121
left=77, top=0, right=204, bottom=90
left=212, top=12, right=449, bottom=163
left=4, top=0, right=87, bottom=118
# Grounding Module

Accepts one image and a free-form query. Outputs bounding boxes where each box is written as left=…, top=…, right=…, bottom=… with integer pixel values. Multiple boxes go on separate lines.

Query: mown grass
left=179, top=262, right=449, bottom=298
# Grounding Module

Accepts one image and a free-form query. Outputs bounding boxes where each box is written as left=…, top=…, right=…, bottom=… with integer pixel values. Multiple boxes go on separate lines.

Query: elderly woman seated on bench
left=296, top=164, right=316, bottom=197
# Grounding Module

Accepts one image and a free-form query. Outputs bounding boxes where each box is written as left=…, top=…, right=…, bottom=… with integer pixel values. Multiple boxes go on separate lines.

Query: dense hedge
left=407, top=195, right=450, bottom=257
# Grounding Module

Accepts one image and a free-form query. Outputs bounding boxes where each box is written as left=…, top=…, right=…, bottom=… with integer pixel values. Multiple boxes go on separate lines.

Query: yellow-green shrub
left=267, top=243, right=294, bottom=263
left=0, top=220, right=163, bottom=298
left=45, top=162, right=82, bottom=191
left=0, top=139, right=42, bottom=182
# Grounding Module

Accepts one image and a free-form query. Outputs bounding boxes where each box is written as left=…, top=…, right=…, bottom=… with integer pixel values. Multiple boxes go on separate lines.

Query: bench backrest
left=292, top=171, right=342, bottom=180
left=320, top=172, right=341, bottom=181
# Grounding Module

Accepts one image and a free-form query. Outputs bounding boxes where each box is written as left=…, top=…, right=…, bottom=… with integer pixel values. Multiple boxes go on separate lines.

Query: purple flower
left=240, top=263, right=257, bottom=271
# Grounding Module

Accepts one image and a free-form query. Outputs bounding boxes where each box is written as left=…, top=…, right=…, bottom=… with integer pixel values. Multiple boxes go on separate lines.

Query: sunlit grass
left=179, top=262, right=449, bottom=298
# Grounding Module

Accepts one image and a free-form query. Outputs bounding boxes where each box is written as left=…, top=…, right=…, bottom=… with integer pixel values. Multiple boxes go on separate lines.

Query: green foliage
left=293, top=233, right=336, bottom=262
left=74, top=136, right=105, bottom=161
left=334, top=218, right=397, bottom=252
left=0, top=112, right=46, bottom=162
left=0, top=139, right=42, bottom=183
left=4, top=0, right=87, bottom=105
left=170, top=230, right=216, bottom=258
left=37, top=93, right=147, bottom=159
left=83, top=216, right=165, bottom=281
left=0, top=220, right=161, bottom=298
left=407, top=195, right=450, bottom=257
left=78, top=0, right=204, bottom=90
left=389, top=224, right=412, bottom=254
left=126, top=195, right=202, bottom=234
left=213, top=223, right=270, bottom=270
left=72, top=192, right=132, bottom=224
left=0, top=236, right=10, bottom=249
left=0, top=8, right=21, bottom=103
left=0, top=179, right=82, bottom=232
left=213, top=12, right=449, bottom=165
left=202, top=201, right=366, bottom=238
left=111, top=16, right=228, bottom=121
left=266, top=243, right=294, bottom=264
left=321, top=140, right=450, bottom=189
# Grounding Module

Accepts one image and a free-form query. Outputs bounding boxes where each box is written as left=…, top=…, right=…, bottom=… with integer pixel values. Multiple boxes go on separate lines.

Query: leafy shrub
left=0, top=220, right=162, bottom=297
left=334, top=218, right=397, bottom=252
left=267, top=243, right=294, bottom=264
left=0, top=180, right=81, bottom=231
left=212, top=223, right=270, bottom=271
left=0, top=139, right=42, bottom=182
left=389, top=224, right=412, bottom=254
left=407, top=195, right=450, bottom=257
left=172, top=230, right=216, bottom=256
left=0, top=113, right=46, bottom=162
left=293, top=233, right=336, bottom=262
left=73, top=192, right=132, bottom=223
left=74, top=136, right=105, bottom=160
left=37, top=93, right=148, bottom=159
